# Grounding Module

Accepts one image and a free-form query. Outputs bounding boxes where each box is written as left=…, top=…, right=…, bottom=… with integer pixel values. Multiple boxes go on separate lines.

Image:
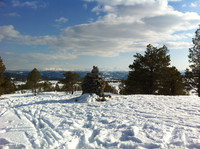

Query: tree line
left=1, top=25, right=200, bottom=96
left=0, top=62, right=117, bottom=96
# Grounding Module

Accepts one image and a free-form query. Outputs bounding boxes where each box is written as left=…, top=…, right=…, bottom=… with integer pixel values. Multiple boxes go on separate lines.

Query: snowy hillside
left=0, top=92, right=200, bottom=149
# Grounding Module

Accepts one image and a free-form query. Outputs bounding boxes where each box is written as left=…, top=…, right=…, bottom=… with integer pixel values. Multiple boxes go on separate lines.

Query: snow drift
left=0, top=92, right=200, bottom=149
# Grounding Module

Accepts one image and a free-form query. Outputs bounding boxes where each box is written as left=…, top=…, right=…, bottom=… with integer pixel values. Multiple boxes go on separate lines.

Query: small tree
left=62, top=71, right=80, bottom=94
left=0, top=57, right=6, bottom=95
left=119, top=79, right=126, bottom=95
left=26, top=68, right=42, bottom=96
left=42, top=77, right=52, bottom=92
left=104, top=81, right=118, bottom=94
left=186, top=25, right=200, bottom=96
left=55, top=83, right=60, bottom=91
left=3, top=79, right=15, bottom=94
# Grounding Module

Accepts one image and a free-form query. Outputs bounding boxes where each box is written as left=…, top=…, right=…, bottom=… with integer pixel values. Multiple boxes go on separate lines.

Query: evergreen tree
left=0, top=57, right=16, bottom=95
left=55, top=82, right=60, bottom=91
left=42, top=77, right=52, bottom=92
left=62, top=71, right=80, bottom=94
left=104, top=81, right=118, bottom=94
left=184, top=69, right=194, bottom=94
left=186, top=25, right=200, bottom=96
left=158, top=67, right=185, bottom=95
left=26, top=68, right=42, bottom=96
left=3, top=79, right=15, bottom=94
left=119, top=79, right=126, bottom=95
left=125, top=44, right=170, bottom=94
left=124, top=44, right=184, bottom=95
left=0, top=57, right=6, bottom=95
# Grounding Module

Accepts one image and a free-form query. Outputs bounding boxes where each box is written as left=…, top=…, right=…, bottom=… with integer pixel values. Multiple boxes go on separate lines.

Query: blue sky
left=0, top=0, right=200, bottom=71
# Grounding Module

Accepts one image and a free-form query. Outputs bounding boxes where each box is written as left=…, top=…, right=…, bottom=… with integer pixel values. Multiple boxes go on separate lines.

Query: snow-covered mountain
left=0, top=92, right=200, bottom=148
left=5, top=71, right=128, bottom=81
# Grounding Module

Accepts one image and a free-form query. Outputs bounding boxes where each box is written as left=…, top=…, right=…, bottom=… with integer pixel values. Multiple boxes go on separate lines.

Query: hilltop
left=0, top=92, right=200, bottom=148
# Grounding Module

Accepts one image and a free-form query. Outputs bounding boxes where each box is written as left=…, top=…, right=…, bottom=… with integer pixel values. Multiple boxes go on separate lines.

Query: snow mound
left=76, top=93, right=100, bottom=102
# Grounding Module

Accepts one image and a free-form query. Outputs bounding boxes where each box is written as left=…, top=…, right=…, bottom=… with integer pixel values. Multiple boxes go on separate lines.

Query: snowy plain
left=0, top=92, right=200, bottom=149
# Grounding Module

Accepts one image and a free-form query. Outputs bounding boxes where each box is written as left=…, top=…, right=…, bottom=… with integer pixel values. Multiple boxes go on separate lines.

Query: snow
left=0, top=92, right=200, bottom=149
left=109, top=82, right=121, bottom=93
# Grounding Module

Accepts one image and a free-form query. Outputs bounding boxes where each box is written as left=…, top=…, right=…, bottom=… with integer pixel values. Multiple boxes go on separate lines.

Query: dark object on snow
left=96, top=97, right=106, bottom=102
left=82, top=66, right=105, bottom=97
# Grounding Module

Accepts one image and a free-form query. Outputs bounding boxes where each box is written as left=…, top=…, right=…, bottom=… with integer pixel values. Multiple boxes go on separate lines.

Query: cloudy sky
left=0, top=0, right=200, bottom=71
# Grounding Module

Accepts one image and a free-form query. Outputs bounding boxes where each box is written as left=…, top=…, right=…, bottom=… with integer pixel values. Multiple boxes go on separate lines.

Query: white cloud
left=1, top=0, right=200, bottom=61
left=1, top=51, right=77, bottom=71
left=85, top=0, right=164, bottom=6
left=55, top=17, right=68, bottom=23
left=165, top=41, right=193, bottom=50
left=190, top=2, right=197, bottom=7
left=189, top=1, right=200, bottom=7
left=11, top=0, right=48, bottom=9
left=0, top=25, right=20, bottom=41
left=168, top=0, right=182, bottom=1
left=83, top=3, right=88, bottom=9
left=182, top=4, right=186, bottom=7
left=0, top=35, right=4, bottom=42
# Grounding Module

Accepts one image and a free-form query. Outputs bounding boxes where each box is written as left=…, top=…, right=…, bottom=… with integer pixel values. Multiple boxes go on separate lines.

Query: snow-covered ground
left=0, top=92, right=200, bottom=149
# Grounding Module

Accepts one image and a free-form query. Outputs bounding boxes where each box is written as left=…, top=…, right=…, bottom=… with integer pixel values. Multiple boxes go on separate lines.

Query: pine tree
left=124, top=44, right=184, bottom=95
left=0, top=57, right=6, bottom=95
left=119, top=79, right=126, bottom=95
left=26, top=68, right=42, bottom=96
left=3, top=79, right=15, bottom=94
left=158, top=67, right=185, bottom=95
left=125, top=44, right=170, bottom=94
left=42, top=77, right=52, bottom=92
left=62, top=71, right=80, bottom=94
left=104, top=81, right=118, bottom=94
left=55, top=83, right=60, bottom=91
left=186, top=25, right=200, bottom=96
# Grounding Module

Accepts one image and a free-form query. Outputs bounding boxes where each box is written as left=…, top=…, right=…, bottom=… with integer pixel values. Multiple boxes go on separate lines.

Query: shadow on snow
left=14, top=96, right=79, bottom=108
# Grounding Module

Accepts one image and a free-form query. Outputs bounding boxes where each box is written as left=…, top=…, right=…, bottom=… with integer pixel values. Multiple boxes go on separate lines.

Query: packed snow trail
left=0, top=92, right=200, bottom=149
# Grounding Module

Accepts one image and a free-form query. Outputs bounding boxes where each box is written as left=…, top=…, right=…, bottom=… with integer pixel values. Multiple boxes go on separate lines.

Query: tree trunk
left=34, top=88, right=37, bottom=96
left=197, top=76, right=200, bottom=97
left=198, top=84, right=200, bottom=97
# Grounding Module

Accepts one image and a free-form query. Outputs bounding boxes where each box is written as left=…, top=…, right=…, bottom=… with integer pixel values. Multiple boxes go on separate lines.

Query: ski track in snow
left=0, top=92, right=200, bottom=149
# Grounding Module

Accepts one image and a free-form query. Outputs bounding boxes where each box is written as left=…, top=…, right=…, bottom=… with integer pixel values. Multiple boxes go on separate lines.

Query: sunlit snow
left=0, top=92, right=200, bottom=148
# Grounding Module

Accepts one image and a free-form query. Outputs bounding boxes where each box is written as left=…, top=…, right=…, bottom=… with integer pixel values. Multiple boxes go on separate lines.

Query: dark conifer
left=43, top=77, right=52, bottom=92
left=0, top=57, right=6, bottom=95
left=3, top=79, right=15, bottom=94
left=185, top=25, right=200, bottom=96
left=123, top=44, right=184, bottom=95
left=159, top=67, right=185, bottom=95
left=124, top=44, right=170, bottom=94
left=62, top=71, right=80, bottom=94
left=26, top=68, right=42, bottom=96
left=104, top=81, right=118, bottom=94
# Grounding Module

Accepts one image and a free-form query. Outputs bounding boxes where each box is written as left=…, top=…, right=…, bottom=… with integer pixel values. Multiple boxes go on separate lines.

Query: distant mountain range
left=5, top=70, right=128, bottom=81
